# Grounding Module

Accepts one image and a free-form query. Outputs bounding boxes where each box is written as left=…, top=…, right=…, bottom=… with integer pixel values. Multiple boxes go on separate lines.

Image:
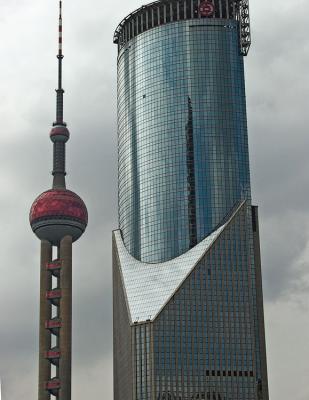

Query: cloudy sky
left=0, top=0, right=308, bottom=399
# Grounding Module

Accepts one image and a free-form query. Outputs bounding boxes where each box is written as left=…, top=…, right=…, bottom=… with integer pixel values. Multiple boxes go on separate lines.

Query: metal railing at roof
left=113, top=0, right=250, bottom=55
left=113, top=0, right=164, bottom=44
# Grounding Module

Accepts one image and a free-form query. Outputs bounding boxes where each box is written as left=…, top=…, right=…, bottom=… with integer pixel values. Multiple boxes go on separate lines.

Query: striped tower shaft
left=38, top=241, right=52, bottom=400
left=58, top=236, right=72, bottom=400
left=53, top=0, right=66, bottom=190
left=58, top=2, right=62, bottom=58
left=56, top=0, right=64, bottom=125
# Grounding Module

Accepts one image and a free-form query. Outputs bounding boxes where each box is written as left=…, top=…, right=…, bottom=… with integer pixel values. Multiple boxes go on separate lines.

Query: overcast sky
left=0, top=0, right=308, bottom=399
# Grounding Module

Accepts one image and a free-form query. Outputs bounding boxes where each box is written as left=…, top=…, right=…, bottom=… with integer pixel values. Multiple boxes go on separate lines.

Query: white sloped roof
left=114, top=224, right=226, bottom=323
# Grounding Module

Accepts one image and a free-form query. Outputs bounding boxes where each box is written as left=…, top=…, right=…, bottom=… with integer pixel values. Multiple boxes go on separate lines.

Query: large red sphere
left=30, top=189, right=88, bottom=244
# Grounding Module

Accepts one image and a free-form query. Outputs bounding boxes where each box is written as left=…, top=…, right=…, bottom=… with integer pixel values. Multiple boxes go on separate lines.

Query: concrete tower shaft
left=40, top=237, right=73, bottom=400
left=38, top=241, right=52, bottom=400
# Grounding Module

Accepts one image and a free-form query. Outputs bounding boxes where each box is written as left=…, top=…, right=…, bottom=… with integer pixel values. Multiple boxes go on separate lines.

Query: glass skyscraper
left=113, top=1, right=269, bottom=399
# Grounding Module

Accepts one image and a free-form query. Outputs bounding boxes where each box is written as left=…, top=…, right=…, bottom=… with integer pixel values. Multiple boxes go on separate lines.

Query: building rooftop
left=114, top=222, right=226, bottom=323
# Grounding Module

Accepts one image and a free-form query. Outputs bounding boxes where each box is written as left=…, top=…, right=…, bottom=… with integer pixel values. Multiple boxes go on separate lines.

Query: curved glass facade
left=118, top=18, right=251, bottom=263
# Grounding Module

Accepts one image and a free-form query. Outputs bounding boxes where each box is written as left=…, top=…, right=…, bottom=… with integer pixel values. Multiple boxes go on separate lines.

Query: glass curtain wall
left=118, top=18, right=250, bottom=263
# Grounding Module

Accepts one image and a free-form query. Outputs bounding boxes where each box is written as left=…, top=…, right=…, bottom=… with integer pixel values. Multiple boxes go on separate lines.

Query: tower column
left=30, top=3, right=87, bottom=400
left=38, top=240, right=52, bottom=400
left=52, top=138, right=66, bottom=189
left=59, top=235, right=72, bottom=400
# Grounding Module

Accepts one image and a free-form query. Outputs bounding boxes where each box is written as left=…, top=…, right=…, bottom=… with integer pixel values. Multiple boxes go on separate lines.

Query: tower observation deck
left=29, top=2, right=87, bottom=399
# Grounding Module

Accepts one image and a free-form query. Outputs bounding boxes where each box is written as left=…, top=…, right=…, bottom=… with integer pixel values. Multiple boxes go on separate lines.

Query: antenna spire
left=55, top=0, right=65, bottom=126
left=58, top=0, right=62, bottom=57
left=50, top=0, right=69, bottom=190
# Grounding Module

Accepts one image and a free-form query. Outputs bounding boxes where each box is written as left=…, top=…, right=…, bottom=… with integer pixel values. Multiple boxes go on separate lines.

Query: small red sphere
left=30, top=189, right=88, bottom=244
left=50, top=125, right=70, bottom=142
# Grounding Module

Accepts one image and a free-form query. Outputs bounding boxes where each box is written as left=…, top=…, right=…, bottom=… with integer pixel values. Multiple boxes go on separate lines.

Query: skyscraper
left=113, top=0, right=268, bottom=399
left=29, top=2, right=88, bottom=399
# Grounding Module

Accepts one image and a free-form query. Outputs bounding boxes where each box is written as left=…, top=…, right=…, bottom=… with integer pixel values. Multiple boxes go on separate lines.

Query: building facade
left=113, top=1, right=268, bottom=399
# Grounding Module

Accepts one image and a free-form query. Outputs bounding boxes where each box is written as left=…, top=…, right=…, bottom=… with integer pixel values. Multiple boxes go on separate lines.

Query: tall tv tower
left=29, top=2, right=88, bottom=399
